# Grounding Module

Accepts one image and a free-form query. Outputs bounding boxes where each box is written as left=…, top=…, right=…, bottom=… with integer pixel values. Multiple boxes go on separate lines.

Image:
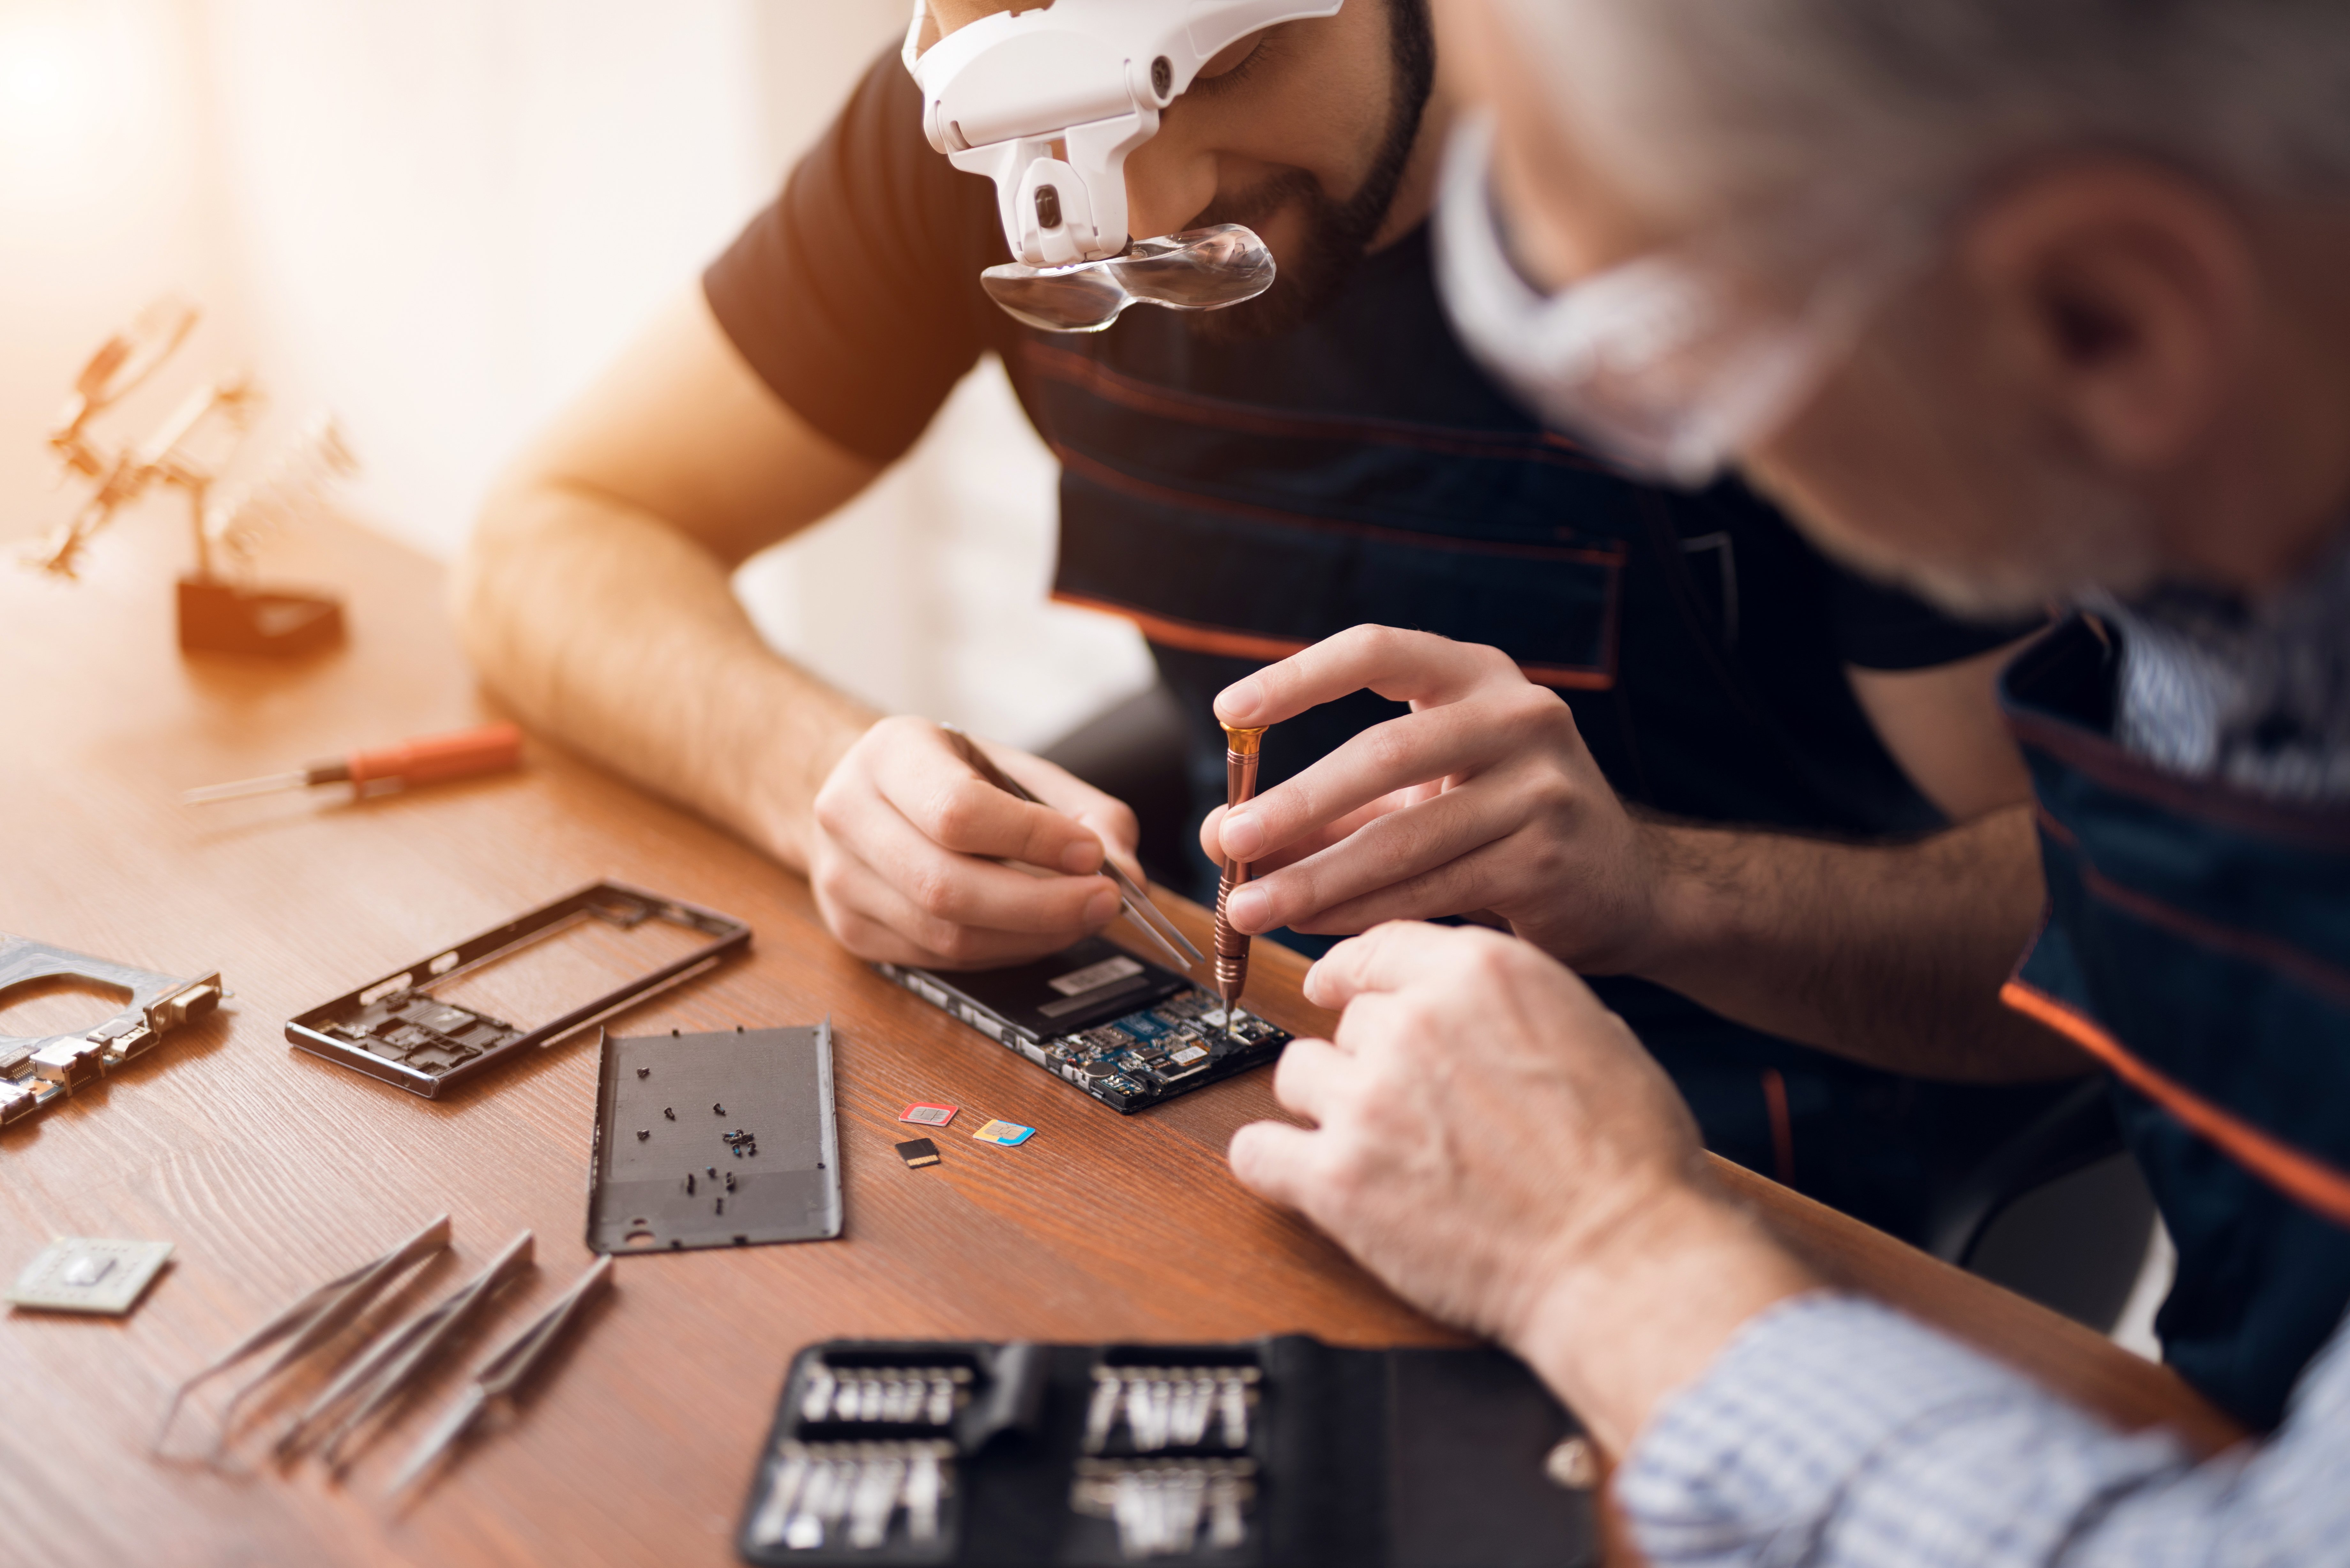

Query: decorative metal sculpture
left=27, top=296, right=351, bottom=656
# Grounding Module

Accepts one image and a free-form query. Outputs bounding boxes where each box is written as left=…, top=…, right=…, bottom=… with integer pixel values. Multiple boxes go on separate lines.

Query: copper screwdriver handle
left=1212, top=724, right=1268, bottom=1018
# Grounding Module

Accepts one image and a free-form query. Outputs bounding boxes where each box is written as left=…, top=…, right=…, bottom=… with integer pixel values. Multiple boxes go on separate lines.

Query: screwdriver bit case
left=737, top=1336, right=1597, bottom=1567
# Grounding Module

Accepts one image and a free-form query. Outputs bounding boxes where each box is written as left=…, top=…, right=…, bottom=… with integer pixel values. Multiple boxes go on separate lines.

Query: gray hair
left=1506, top=0, right=2350, bottom=226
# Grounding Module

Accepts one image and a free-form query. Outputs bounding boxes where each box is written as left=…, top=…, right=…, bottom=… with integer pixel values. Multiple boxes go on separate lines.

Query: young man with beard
left=456, top=0, right=2083, bottom=1245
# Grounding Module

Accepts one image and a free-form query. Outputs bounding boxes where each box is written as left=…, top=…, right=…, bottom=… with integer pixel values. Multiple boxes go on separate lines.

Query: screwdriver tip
left=181, top=771, right=308, bottom=805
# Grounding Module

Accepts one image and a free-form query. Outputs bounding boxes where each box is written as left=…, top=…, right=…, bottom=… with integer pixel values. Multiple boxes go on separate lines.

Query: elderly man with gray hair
left=1219, top=0, right=2350, bottom=1559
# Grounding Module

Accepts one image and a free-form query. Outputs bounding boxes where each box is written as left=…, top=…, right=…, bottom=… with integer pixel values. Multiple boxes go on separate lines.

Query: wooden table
left=0, top=517, right=2239, bottom=1567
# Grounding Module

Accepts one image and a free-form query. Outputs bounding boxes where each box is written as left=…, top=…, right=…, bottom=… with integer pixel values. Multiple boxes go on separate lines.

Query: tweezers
left=938, top=722, right=1207, bottom=972
left=277, top=1229, right=536, bottom=1473
left=384, top=1253, right=615, bottom=1500
left=151, top=1212, right=453, bottom=1464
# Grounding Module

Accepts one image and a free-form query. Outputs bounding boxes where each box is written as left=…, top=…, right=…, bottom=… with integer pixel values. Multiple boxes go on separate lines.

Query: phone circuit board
left=877, top=938, right=1289, bottom=1114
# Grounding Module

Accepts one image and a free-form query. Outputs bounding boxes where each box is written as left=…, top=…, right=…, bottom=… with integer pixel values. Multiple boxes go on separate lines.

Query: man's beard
left=1185, top=0, right=1436, bottom=343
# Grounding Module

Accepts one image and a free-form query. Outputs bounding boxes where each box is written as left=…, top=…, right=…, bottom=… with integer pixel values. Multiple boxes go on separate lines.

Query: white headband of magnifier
left=904, top=0, right=1345, bottom=268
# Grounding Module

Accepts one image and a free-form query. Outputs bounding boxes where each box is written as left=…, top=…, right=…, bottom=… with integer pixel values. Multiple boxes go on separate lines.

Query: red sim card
left=898, top=1103, right=959, bottom=1128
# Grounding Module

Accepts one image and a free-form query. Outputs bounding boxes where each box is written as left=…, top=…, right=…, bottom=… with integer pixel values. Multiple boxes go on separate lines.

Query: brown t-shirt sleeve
left=703, top=48, right=1013, bottom=466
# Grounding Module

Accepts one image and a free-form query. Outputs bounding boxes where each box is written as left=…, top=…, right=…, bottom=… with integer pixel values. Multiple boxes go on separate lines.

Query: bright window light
left=0, top=16, right=102, bottom=149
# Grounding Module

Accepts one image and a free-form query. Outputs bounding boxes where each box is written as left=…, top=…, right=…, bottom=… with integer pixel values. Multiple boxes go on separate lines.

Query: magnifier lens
left=981, top=224, right=1276, bottom=333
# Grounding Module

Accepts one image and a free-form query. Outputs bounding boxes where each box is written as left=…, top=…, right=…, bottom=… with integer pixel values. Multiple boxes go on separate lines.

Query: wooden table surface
left=0, top=516, right=2240, bottom=1568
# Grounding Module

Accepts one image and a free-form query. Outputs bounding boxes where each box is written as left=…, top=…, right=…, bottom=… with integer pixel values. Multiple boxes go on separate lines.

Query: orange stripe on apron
left=2003, top=978, right=2350, bottom=1228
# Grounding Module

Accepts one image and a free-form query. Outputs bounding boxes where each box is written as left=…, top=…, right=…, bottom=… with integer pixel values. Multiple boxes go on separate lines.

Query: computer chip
left=898, top=1102, right=959, bottom=1127
left=7, top=1238, right=173, bottom=1315
left=1112, top=1007, right=1173, bottom=1041
left=896, top=1138, right=942, bottom=1169
left=971, top=1119, right=1035, bottom=1148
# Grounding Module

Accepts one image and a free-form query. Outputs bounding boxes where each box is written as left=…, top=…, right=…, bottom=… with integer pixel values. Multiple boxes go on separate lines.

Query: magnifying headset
left=904, top=0, right=1343, bottom=332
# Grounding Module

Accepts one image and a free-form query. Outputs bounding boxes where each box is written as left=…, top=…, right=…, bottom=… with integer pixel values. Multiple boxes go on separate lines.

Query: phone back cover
left=589, top=1023, right=842, bottom=1253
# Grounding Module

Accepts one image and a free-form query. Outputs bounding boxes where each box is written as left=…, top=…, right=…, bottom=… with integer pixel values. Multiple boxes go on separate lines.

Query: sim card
left=971, top=1119, right=1035, bottom=1148
left=8, top=1238, right=174, bottom=1315
left=898, top=1102, right=959, bottom=1127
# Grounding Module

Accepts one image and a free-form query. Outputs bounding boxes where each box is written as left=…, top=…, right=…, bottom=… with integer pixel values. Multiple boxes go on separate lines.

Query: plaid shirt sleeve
left=1617, top=1292, right=2350, bottom=1568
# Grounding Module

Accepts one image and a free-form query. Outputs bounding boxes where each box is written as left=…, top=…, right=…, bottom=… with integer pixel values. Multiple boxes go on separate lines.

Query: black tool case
left=736, top=1335, right=1598, bottom=1567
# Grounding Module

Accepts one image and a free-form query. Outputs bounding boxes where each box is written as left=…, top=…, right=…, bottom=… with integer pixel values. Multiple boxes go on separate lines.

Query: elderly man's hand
left=1229, top=922, right=1818, bottom=1449
left=1199, top=627, right=1665, bottom=972
left=809, top=716, right=1141, bottom=969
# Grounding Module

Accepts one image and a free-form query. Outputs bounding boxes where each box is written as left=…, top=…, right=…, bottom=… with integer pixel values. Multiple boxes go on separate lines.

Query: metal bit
left=1127, top=1376, right=1174, bottom=1452
left=800, top=1366, right=837, bottom=1425
left=1170, top=1376, right=1215, bottom=1446
left=785, top=1458, right=846, bottom=1550
left=848, top=1455, right=908, bottom=1548
left=1218, top=1370, right=1254, bottom=1449
left=1084, top=1371, right=1123, bottom=1452
left=905, top=1447, right=945, bottom=1542
left=1073, top=1459, right=1254, bottom=1560
left=746, top=1448, right=811, bottom=1548
left=1208, top=1470, right=1247, bottom=1549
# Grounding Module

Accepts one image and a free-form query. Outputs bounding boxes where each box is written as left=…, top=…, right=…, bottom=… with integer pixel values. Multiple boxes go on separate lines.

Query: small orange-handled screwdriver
left=183, top=723, right=524, bottom=804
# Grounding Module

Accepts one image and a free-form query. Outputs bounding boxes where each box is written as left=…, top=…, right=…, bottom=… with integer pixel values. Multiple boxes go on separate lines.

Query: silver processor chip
left=7, top=1237, right=174, bottom=1315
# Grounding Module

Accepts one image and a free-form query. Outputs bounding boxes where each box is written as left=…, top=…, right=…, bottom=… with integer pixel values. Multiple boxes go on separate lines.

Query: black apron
left=996, top=228, right=2074, bottom=1246
left=2002, top=616, right=2350, bottom=1429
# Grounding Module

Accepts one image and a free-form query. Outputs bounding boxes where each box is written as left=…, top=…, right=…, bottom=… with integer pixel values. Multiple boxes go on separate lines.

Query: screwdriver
left=1211, top=722, right=1269, bottom=1040
left=184, top=723, right=524, bottom=804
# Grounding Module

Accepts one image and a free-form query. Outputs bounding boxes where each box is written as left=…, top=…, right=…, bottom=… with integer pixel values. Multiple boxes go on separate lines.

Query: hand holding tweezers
left=385, top=1254, right=615, bottom=1501
left=937, top=722, right=1205, bottom=972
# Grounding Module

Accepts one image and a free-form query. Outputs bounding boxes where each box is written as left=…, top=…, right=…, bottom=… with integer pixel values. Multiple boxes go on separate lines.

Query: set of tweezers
left=153, top=1213, right=611, bottom=1498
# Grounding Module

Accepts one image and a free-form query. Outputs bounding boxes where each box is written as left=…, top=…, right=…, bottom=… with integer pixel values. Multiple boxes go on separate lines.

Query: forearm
left=1611, top=805, right=2085, bottom=1080
left=452, top=478, right=875, bottom=871
left=1511, top=1183, right=1820, bottom=1457
left=1615, top=1292, right=2302, bottom=1568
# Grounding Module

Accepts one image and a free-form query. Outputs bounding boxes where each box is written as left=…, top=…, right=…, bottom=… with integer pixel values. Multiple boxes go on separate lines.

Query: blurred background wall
left=0, top=0, right=1155, bottom=750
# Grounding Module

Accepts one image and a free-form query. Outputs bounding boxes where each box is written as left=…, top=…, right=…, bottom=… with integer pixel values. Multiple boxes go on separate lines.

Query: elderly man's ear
left=1963, top=162, right=2261, bottom=476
